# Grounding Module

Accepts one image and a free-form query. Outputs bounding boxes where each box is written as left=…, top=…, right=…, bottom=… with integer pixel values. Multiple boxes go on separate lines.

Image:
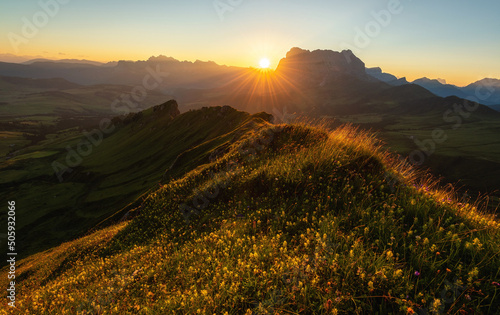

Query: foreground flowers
left=1, top=123, right=499, bottom=314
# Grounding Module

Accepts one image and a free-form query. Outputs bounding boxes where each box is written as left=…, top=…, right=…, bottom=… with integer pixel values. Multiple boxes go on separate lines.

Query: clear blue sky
left=1, top=0, right=499, bottom=85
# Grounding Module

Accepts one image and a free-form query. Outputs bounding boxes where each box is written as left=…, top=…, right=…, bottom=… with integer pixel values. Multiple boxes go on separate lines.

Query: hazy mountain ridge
left=22, top=58, right=106, bottom=66
left=370, top=68, right=500, bottom=107
left=177, top=48, right=499, bottom=119
left=3, top=51, right=499, bottom=109
left=0, top=56, right=247, bottom=90
left=366, top=67, right=409, bottom=86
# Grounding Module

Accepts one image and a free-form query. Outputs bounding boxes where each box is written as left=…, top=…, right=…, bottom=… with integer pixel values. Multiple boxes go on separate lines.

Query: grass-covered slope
left=1, top=122, right=499, bottom=314
left=0, top=101, right=268, bottom=260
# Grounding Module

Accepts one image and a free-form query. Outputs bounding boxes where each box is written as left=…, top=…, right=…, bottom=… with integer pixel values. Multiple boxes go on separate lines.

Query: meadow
left=336, top=112, right=500, bottom=210
left=1, top=121, right=499, bottom=314
left=0, top=102, right=268, bottom=261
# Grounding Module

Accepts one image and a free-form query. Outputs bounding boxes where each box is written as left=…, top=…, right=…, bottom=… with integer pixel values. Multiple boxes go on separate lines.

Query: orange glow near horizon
left=207, top=60, right=313, bottom=118
left=0, top=50, right=490, bottom=87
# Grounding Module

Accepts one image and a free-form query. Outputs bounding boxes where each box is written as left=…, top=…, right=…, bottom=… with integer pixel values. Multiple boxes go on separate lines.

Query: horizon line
left=0, top=52, right=495, bottom=88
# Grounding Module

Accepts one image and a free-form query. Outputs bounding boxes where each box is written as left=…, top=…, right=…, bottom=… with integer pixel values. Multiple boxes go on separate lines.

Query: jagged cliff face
left=275, top=47, right=367, bottom=85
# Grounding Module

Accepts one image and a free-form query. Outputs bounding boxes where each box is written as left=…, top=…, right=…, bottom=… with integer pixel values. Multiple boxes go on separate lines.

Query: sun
left=259, top=58, right=271, bottom=69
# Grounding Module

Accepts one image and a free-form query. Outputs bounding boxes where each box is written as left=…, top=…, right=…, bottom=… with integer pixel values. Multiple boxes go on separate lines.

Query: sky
left=1, top=0, right=499, bottom=86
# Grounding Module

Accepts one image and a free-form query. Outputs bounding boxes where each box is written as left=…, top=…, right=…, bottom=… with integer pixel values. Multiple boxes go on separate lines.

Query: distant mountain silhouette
left=462, top=78, right=500, bottom=105
left=413, top=77, right=500, bottom=106
left=366, top=67, right=409, bottom=86
left=275, top=47, right=367, bottom=82
left=2, top=49, right=499, bottom=117
left=22, top=59, right=105, bottom=66
left=0, top=57, right=247, bottom=90
left=371, top=70, right=500, bottom=107
left=467, top=78, right=500, bottom=89
left=175, top=48, right=379, bottom=115
left=411, top=77, right=468, bottom=99
left=178, top=48, right=499, bottom=119
left=364, top=67, right=500, bottom=107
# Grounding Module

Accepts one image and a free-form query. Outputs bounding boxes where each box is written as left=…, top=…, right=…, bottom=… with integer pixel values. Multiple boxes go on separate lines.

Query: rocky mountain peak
left=276, top=47, right=366, bottom=81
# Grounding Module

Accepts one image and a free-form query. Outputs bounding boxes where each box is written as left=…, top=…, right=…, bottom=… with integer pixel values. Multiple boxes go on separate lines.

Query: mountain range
left=366, top=67, right=500, bottom=107
left=0, top=56, right=245, bottom=90
left=1, top=49, right=499, bottom=109
left=175, top=48, right=500, bottom=119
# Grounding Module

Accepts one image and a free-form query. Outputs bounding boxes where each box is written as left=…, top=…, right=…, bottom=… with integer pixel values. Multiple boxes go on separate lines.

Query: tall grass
left=1, top=122, right=499, bottom=314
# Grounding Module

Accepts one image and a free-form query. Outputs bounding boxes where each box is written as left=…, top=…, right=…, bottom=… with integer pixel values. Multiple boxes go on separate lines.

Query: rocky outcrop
left=152, top=99, right=180, bottom=118
left=275, top=47, right=367, bottom=80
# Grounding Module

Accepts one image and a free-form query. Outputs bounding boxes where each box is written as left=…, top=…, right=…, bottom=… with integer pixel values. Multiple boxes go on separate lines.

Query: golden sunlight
left=259, top=58, right=271, bottom=69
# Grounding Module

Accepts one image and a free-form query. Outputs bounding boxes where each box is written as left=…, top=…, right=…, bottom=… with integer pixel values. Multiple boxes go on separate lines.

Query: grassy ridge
left=1, top=122, right=499, bottom=314
left=335, top=111, right=500, bottom=209
left=0, top=102, right=265, bottom=261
